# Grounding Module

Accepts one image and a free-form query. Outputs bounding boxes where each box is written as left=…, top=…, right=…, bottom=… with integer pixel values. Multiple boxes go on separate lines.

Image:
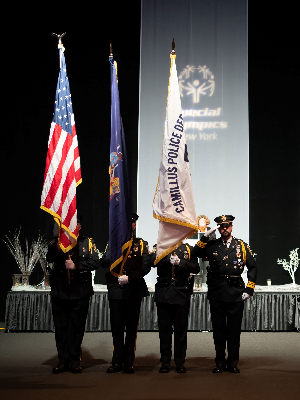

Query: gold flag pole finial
left=110, top=42, right=118, bottom=80
left=52, top=32, right=66, bottom=67
left=170, top=38, right=176, bottom=69
left=171, top=38, right=176, bottom=55
left=109, top=42, right=113, bottom=60
left=52, top=32, right=66, bottom=49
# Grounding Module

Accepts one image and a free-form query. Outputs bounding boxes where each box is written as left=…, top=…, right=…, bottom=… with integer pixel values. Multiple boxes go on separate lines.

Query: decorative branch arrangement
left=39, top=243, right=51, bottom=274
left=2, top=227, right=48, bottom=274
left=277, top=248, right=299, bottom=286
left=96, top=249, right=103, bottom=260
left=91, top=249, right=104, bottom=286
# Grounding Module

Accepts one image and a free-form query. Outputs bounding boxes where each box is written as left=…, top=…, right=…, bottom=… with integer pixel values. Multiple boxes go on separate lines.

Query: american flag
left=41, top=48, right=81, bottom=252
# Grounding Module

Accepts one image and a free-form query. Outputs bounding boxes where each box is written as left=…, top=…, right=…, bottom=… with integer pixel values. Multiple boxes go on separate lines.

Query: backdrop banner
left=138, top=0, right=248, bottom=286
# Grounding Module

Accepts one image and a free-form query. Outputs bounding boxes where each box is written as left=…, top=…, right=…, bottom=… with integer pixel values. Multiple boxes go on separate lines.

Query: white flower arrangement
left=2, top=227, right=48, bottom=274
left=277, top=248, right=299, bottom=287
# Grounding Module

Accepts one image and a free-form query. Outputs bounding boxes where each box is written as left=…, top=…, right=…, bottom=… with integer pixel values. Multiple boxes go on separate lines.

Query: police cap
left=214, top=215, right=235, bottom=225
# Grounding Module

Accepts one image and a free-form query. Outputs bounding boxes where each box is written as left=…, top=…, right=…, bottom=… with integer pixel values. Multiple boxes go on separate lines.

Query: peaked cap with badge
left=214, top=215, right=235, bottom=225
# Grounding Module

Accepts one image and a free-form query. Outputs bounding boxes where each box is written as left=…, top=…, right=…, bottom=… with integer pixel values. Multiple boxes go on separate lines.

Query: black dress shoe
left=227, top=366, right=240, bottom=373
left=107, top=363, right=123, bottom=373
left=70, top=364, right=82, bottom=374
left=159, top=363, right=170, bottom=373
left=175, top=365, right=186, bottom=373
left=212, top=365, right=224, bottom=373
left=123, top=365, right=135, bottom=374
left=52, top=362, right=69, bottom=374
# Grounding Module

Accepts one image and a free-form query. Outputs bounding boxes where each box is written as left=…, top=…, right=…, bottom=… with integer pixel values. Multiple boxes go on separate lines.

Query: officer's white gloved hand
left=170, top=255, right=180, bottom=265
left=118, top=275, right=129, bottom=286
left=242, top=292, right=250, bottom=300
left=204, top=226, right=218, bottom=238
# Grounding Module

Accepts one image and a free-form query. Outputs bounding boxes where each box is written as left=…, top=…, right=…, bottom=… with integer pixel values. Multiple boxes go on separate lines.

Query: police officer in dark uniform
left=100, top=214, right=151, bottom=374
left=153, top=243, right=199, bottom=373
left=47, top=215, right=100, bottom=374
left=192, top=215, right=257, bottom=373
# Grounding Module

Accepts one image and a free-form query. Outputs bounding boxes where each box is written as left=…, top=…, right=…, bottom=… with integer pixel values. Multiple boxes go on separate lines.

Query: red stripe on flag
left=61, top=194, right=77, bottom=234
left=43, top=124, right=62, bottom=185
left=59, top=167, right=76, bottom=223
left=75, top=169, right=81, bottom=183
left=72, top=124, right=76, bottom=136
left=43, top=132, right=73, bottom=210
left=60, top=229, right=75, bottom=250
left=74, top=145, right=79, bottom=160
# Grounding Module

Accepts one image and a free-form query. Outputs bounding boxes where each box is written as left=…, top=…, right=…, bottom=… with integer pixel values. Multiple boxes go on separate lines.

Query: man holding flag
left=152, top=41, right=198, bottom=264
left=41, top=35, right=100, bottom=373
left=100, top=53, right=151, bottom=374
left=152, top=43, right=199, bottom=373
left=41, top=34, right=81, bottom=252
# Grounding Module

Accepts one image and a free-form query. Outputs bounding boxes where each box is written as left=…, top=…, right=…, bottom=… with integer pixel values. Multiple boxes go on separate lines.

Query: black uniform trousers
left=109, top=297, right=142, bottom=366
left=156, top=302, right=190, bottom=366
left=51, top=295, right=90, bottom=366
left=209, top=300, right=244, bottom=367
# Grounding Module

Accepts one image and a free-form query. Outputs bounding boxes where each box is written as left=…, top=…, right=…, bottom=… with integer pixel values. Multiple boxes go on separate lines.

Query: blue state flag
left=109, top=57, right=132, bottom=276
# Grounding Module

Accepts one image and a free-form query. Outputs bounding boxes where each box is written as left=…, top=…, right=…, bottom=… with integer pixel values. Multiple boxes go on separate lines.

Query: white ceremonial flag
left=153, top=53, right=198, bottom=265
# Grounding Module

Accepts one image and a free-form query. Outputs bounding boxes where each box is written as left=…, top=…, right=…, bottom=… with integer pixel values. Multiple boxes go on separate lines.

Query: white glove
left=118, top=275, right=129, bottom=286
left=170, top=255, right=180, bottom=265
left=204, top=226, right=218, bottom=238
left=242, top=292, right=250, bottom=300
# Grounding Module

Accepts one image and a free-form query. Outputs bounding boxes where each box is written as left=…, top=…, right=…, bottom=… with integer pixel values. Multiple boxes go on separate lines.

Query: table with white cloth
left=5, top=284, right=300, bottom=332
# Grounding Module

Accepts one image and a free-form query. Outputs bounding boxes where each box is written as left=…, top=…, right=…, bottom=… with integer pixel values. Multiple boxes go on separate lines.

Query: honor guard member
left=152, top=243, right=199, bottom=373
left=100, top=213, right=151, bottom=374
left=192, top=215, right=257, bottom=373
left=46, top=215, right=100, bottom=374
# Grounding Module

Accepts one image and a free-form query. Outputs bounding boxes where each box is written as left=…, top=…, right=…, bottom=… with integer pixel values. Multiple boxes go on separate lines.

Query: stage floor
left=0, top=325, right=299, bottom=400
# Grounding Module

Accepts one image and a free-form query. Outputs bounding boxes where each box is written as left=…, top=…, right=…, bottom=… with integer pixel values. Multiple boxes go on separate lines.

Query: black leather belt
left=157, top=277, right=187, bottom=287
left=210, top=275, right=244, bottom=287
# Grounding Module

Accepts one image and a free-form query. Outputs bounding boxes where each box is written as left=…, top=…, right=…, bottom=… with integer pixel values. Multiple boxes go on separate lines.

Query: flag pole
left=51, top=32, right=70, bottom=284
